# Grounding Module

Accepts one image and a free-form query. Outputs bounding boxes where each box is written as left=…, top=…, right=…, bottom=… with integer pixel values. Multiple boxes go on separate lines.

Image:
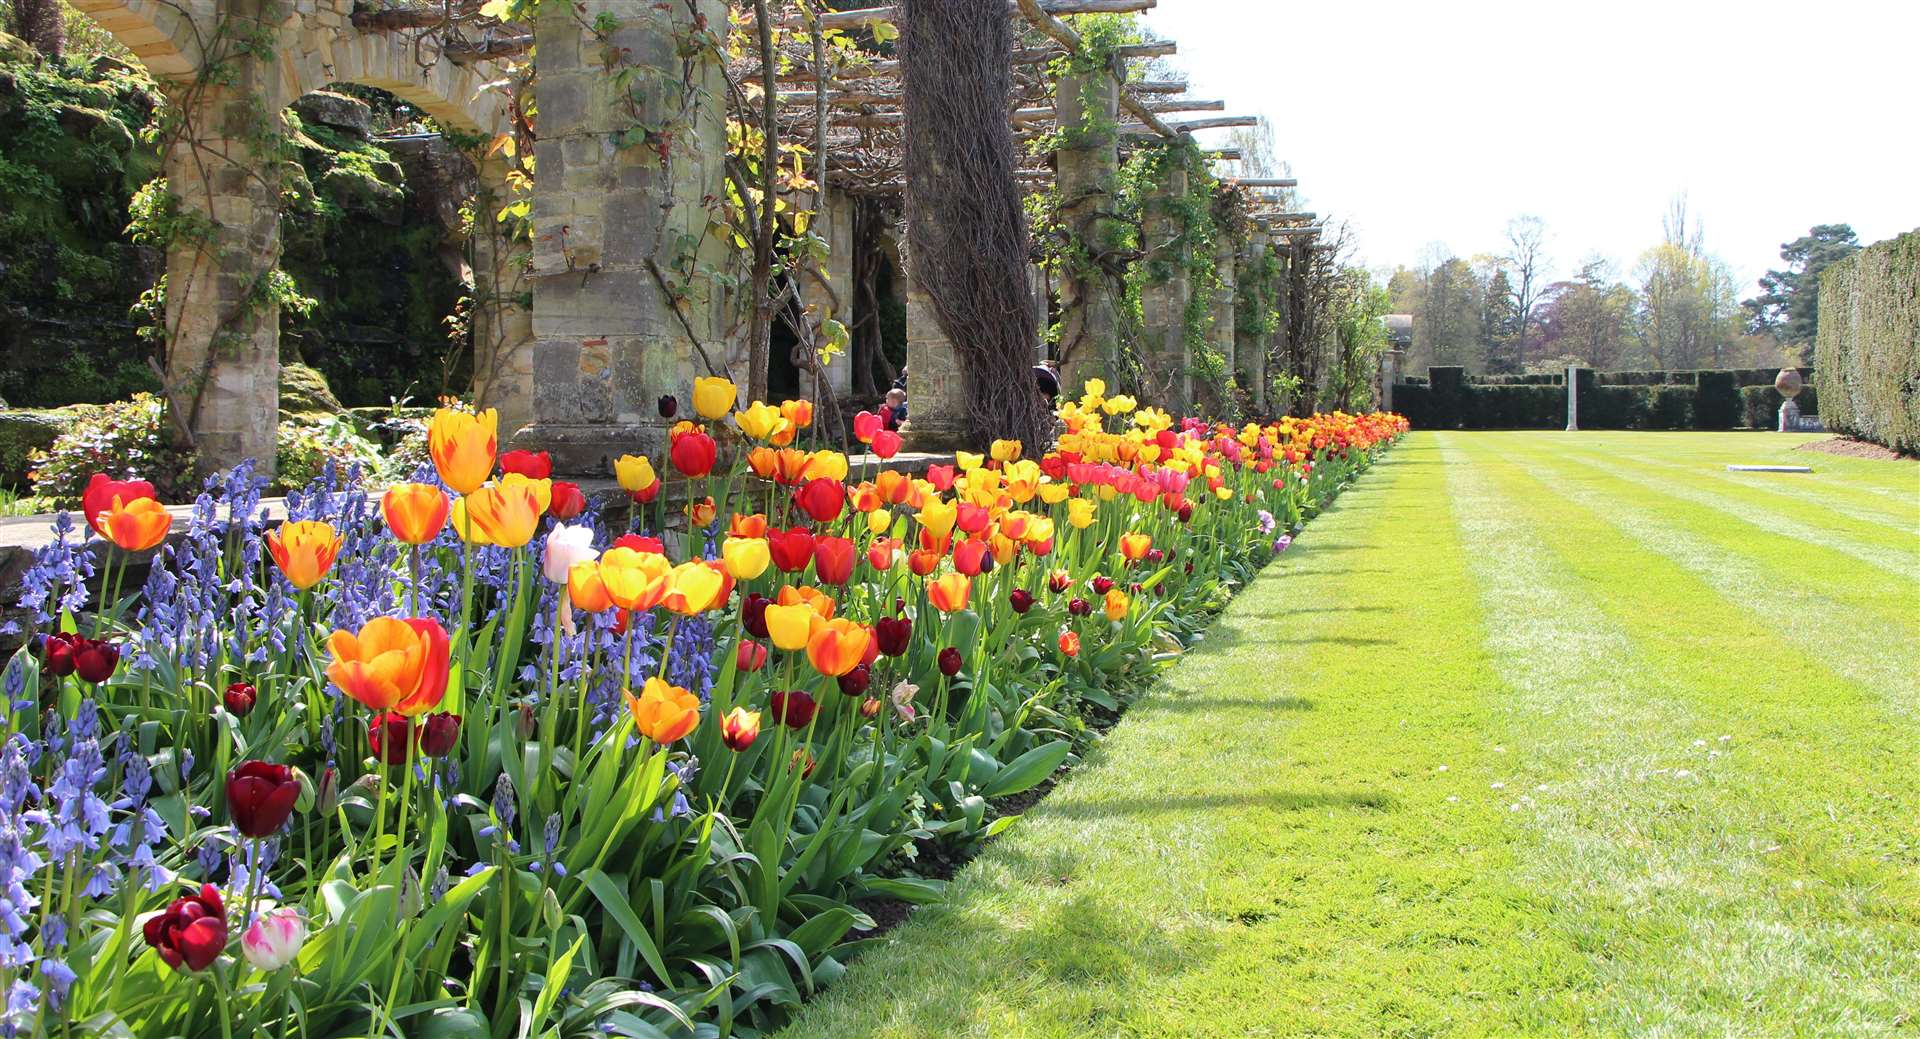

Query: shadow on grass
left=1039, top=788, right=1393, bottom=821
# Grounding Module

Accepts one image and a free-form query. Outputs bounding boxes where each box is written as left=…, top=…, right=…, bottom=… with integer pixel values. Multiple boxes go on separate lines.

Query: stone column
left=1565, top=365, right=1580, bottom=430
left=1029, top=263, right=1050, bottom=364
left=159, top=1, right=287, bottom=477
left=900, top=232, right=969, bottom=449
left=1234, top=230, right=1270, bottom=414
left=469, top=157, right=536, bottom=438
left=518, top=0, right=732, bottom=474
left=1379, top=349, right=1401, bottom=412
left=795, top=187, right=855, bottom=402
left=1139, top=160, right=1191, bottom=413
left=1052, top=68, right=1120, bottom=394
left=1204, top=228, right=1238, bottom=416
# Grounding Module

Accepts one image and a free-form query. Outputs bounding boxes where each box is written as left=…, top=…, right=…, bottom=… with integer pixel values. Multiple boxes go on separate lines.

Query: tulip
left=688, top=496, right=718, bottom=529
left=866, top=537, right=901, bottom=571
left=955, top=503, right=991, bottom=535
left=793, top=478, right=846, bottom=524
left=692, top=376, right=737, bottom=420
left=927, top=572, right=971, bottom=613
left=890, top=680, right=919, bottom=722
left=736, top=640, right=769, bottom=672
left=1008, top=588, right=1035, bottom=614
left=721, top=537, right=771, bottom=581
left=781, top=399, right=814, bottom=429
left=48, top=633, right=120, bottom=684
left=224, top=681, right=257, bottom=717
left=266, top=521, right=343, bottom=590
left=813, top=536, right=855, bottom=586
left=765, top=602, right=818, bottom=652
left=314, top=766, right=339, bottom=814
left=613, top=534, right=666, bottom=555
left=768, top=527, right=815, bottom=573
left=499, top=449, right=552, bottom=480
left=907, top=549, right=941, bottom=576
left=990, top=438, right=1022, bottom=463
left=1092, top=575, right=1114, bottom=595
left=1068, top=597, right=1091, bottom=617
left=143, top=883, right=227, bottom=972
left=956, top=451, right=985, bottom=471
left=852, top=410, right=882, bottom=444
left=543, top=523, right=599, bottom=584
left=383, top=483, right=451, bottom=544
left=663, top=561, right=725, bottom=615
left=428, top=407, right=498, bottom=495
left=568, top=561, right=614, bottom=613
left=1059, top=631, right=1081, bottom=657
left=741, top=593, right=772, bottom=639
left=865, top=509, right=892, bottom=536
left=99, top=495, right=173, bottom=552
left=769, top=690, right=817, bottom=729
left=734, top=400, right=789, bottom=442
left=242, top=907, right=307, bottom=972
left=916, top=499, right=957, bottom=540
left=937, top=646, right=963, bottom=677
left=871, top=429, right=902, bottom=459
left=1119, top=532, right=1152, bottom=562
left=720, top=706, right=761, bottom=751
left=925, top=464, right=957, bottom=492
left=615, top=454, right=659, bottom=498
left=457, top=478, right=544, bottom=548
left=837, top=663, right=872, bottom=697
left=1067, top=498, right=1097, bottom=529
left=82, top=473, right=156, bottom=538
left=626, top=676, right=701, bottom=743
left=548, top=480, right=588, bottom=520
left=599, top=548, right=673, bottom=612
left=325, top=616, right=452, bottom=717
left=658, top=394, right=679, bottom=418
left=420, top=712, right=462, bottom=757
left=860, top=697, right=882, bottom=719
left=1048, top=569, right=1072, bottom=593
left=369, top=712, right=413, bottom=764
left=873, top=616, right=912, bottom=657
left=729, top=513, right=769, bottom=539
left=227, top=760, right=300, bottom=837
left=806, top=618, right=870, bottom=677
left=1104, top=588, right=1130, bottom=621
left=670, top=430, right=718, bottom=477
left=952, top=538, right=988, bottom=577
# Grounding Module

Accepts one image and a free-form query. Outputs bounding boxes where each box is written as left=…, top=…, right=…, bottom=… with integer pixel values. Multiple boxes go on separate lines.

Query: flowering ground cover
left=775, top=430, right=1919, bottom=1038
left=0, top=379, right=1404, bottom=1037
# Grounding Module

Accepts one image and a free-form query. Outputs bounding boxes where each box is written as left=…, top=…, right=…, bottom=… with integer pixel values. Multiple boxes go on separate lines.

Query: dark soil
left=1795, top=436, right=1915, bottom=461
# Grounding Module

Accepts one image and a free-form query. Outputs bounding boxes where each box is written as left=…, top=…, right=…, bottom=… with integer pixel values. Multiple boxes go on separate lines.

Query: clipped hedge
left=1693, top=370, right=1742, bottom=429
left=1740, top=385, right=1819, bottom=430
left=1815, top=230, right=1919, bottom=453
left=1393, top=366, right=1814, bottom=430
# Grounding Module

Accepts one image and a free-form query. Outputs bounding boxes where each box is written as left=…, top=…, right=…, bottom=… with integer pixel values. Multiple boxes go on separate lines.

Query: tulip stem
left=369, top=757, right=389, bottom=881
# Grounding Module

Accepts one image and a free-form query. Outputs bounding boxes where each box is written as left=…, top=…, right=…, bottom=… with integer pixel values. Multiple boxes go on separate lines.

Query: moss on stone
left=279, top=362, right=345, bottom=416
left=0, top=407, right=85, bottom=489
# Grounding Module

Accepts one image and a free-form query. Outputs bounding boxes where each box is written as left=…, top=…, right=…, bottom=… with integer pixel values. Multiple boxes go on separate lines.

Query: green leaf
left=581, top=869, right=672, bottom=983
left=981, top=739, right=1071, bottom=798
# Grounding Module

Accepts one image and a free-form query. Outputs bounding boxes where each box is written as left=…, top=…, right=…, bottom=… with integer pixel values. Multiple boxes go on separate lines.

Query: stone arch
left=65, top=0, right=207, bottom=78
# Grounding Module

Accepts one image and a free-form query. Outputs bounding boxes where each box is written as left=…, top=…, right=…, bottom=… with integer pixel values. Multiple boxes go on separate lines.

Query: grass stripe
left=1563, top=432, right=1920, bottom=526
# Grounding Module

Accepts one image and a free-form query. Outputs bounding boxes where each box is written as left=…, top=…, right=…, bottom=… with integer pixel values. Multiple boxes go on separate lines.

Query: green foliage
left=1691, top=370, right=1741, bottom=429
left=274, top=412, right=383, bottom=488
left=1813, top=229, right=1919, bottom=453
left=1739, top=384, right=1819, bottom=429
left=25, top=391, right=195, bottom=503
left=1744, top=224, right=1859, bottom=347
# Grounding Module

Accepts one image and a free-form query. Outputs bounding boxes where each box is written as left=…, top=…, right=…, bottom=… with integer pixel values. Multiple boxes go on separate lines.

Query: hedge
left=1392, top=366, right=1813, bottom=431
left=1740, top=385, right=1819, bottom=430
left=1815, top=230, right=1919, bottom=453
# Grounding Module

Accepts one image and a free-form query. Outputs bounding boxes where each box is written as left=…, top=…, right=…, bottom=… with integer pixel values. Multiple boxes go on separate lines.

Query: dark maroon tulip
left=873, top=616, right=912, bottom=657
left=937, top=647, right=963, bottom=677
left=1047, top=571, right=1072, bottom=593
left=1007, top=589, right=1035, bottom=614
left=837, top=664, right=871, bottom=697
left=1129, top=582, right=1144, bottom=596
left=894, top=597, right=907, bottom=615
left=769, top=690, right=817, bottom=729
left=72, top=638, right=120, bottom=683
left=40, top=633, right=77, bottom=677
left=1091, top=576, right=1114, bottom=595
left=223, top=681, right=257, bottom=718
left=143, top=883, right=227, bottom=971
left=1176, top=501, right=1194, bottom=523
left=419, top=712, right=461, bottom=757
left=1184, top=561, right=1195, bottom=575
left=741, top=593, right=772, bottom=640
left=226, top=761, right=300, bottom=837
left=1068, top=597, right=1091, bottom=617
left=1146, top=548, right=1165, bottom=564
left=314, top=766, right=339, bottom=814
left=657, top=395, right=679, bottom=419
left=369, top=712, right=413, bottom=765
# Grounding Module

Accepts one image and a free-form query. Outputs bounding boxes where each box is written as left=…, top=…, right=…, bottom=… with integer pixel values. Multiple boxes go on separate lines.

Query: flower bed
left=3, top=381, right=1404, bottom=1037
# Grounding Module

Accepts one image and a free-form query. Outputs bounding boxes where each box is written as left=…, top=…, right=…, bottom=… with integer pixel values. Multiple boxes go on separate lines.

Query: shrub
left=274, top=414, right=385, bottom=491
left=27, top=392, right=197, bottom=505
left=1815, top=230, right=1920, bottom=453
left=1692, top=371, right=1742, bottom=429
left=1740, top=385, right=1820, bottom=429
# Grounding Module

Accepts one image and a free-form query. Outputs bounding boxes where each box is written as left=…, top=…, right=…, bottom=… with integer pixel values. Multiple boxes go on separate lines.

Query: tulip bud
left=1068, top=597, right=1091, bottom=617
left=39, top=633, right=76, bottom=677
left=837, top=664, right=871, bottom=697
left=937, top=646, right=963, bottom=677
left=741, top=593, right=772, bottom=639
left=420, top=713, right=462, bottom=757
left=313, top=767, right=339, bottom=814
left=769, top=690, right=817, bottom=729
left=1008, top=589, right=1034, bottom=614
left=657, top=394, right=679, bottom=419
left=1047, top=570, right=1072, bottom=594
left=1177, top=501, right=1194, bottom=523
left=242, top=907, right=308, bottom=971
left=369, top=713, right=413, bottom=765
left=224, top=681, right=257, bottom=717
left=227, top=760, right=302, bottom=837
left=1091, top=576, right=1114, bottom=595
left=736, top=640, right=769, bottom=672
left=1184, top=561, right=1195, bottom=574
left=1146, top=548, right=1165, bottom=564
left=860, top=697, right=882, bottom=719
left=516, top=703, right=537, bottom=741
left=894, top=597, right=907, bottom=615
left=873, top=616, right=912, bottom=657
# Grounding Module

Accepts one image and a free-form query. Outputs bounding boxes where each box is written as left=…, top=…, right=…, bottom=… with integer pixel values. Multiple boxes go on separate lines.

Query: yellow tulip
left=721, top=537, right=771, bottom=580
left=664, top=561, right=724, bottom=615
left=764, top=603, right=819, bottom=652
left=989, top=439, right=1022, bottom=463
left=955, top=451, right=985, bottom=472
left=267, top=520, right=343, bottom=590
left=692, top=376, right=737, bottom=420
left=865, top=510, right=892, bottom=536
left=458, top=480, right=544, bottom=548
left=734, top=401, right=789, bottom=442
left=804, top=450, right=849, bottom=482
left=428, top=408, right=498, bottom=495
left=1067, top=498, right=1097, bottom=529
left=615, top=454, right=657, bottom=494
left=626, top=676, right=700, bottom=743
left=1039, top=482, right=1070, bottom=505
left=916, top=498, right=958, bottom=540
left=1104, top=588, right=1130, bottom=621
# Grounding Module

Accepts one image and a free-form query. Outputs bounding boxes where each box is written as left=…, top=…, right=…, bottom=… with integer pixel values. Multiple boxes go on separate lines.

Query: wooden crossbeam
left=779, top=0, right=1156, bottom=32
left=1118, top=115, right=1258, bottom=136
left=1130, top=79, right=1190, bottom=93
left=1228, top=177, right=1299, bottom=188
left=1144, top=99, right=1224, bottom=113
left=1015, top=0, right=1180, bottom=138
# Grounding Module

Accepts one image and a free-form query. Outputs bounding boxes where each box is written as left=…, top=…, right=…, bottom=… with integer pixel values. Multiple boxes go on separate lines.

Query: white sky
left=1141, top=0, right=1919, bottom=292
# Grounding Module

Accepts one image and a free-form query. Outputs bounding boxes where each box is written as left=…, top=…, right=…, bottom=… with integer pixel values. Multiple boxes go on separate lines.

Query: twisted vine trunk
left=900, top=0, right=1054, bottom=450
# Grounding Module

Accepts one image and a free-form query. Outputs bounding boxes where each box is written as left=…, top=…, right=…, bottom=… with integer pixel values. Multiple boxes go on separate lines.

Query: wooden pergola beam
left=445, top=33, right=531, bottom=64
left=1228, top=177, right=1299, bottom=188
left=1143, top=98, right=1224, bottom=113
left=1129, top=79, right=1189, bottom=93
left=779, top=0, right=1156, bottom=32
left=1119, top=115, right=1257, bottom=136
left=1015, top=0, right=1181, bottom=139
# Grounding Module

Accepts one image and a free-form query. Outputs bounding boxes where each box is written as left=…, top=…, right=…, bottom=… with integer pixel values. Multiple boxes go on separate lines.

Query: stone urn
left=1774, top=369, right=1804, bottom=398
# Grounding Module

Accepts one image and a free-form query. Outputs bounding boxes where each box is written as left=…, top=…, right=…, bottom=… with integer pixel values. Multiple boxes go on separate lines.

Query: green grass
left=776, top=432, right=1920, bottom=1038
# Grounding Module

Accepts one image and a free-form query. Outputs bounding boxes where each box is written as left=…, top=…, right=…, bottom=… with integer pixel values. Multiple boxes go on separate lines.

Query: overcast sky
left=1141, top=0, right=1918, bottom=292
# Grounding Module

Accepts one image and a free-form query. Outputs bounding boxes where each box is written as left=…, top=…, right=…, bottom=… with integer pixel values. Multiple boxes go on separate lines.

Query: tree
left=1743, top=224, right=1859, bottom=353
left=1479, top=266, right=1521, bottom=373
left=1633, top=196, right=1741, bottom=368
left=5, top=0, right=64, bottom=58
left=1503, top=215, right=1549, bottom=361
left=1326, top=268, right=1391, bottom=410
left=1535, top=258, right=1634, bottom=369
left=1414, top=255, right=1483, bottom=370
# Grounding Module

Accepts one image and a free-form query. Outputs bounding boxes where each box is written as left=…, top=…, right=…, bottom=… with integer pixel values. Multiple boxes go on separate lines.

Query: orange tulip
left=746, top=447, right=779, bottom=480
left=428, top=408, right=498, bottom=495
left=459, top=476, right=548, bottom=548
left=325, top=616, right=452, bottom=717
left=907, top=549, right=941, bottom=576
left=687, top=496, right=717, bottom=529
left=267, top=520, right=343, bottom=590
left=599, top=548, right=673, bottom=612
left=927, top=572, right=971, bottom=613
left=728, top=513, right=769, bottom=539
left=98, top=495, right=172, bottom=552
left=568, top=561, right=614, bottom=613
left=383, top=483, right=450, bottom=544
left=625, top=676, right=701, bottom=743
left=1119, top=532, right=1152, bottom=562
left=1103, top=588, right=1130, bottom=621
left=776, top=584, right=837, bottom=620
left=663, top=560, right=725, bottom=615
left=780, top=399, right=814, bottom=430
left=806, top=618, right=871, bottom=677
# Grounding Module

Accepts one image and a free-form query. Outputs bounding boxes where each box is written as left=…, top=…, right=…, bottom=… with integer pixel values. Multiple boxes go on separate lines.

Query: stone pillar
left=469, top=157, right=536, bottom=438
left=1234, top=230, right=1270, bottom=414
left=518, top=0, right=732, bottom=474
left=159, top=2, right=286, bottom=477
left=1204, top=229, right=1238, bottom=416
left=1139, top=161, right=1191, bottom=413
left=1379, top=349, right=1401, bottom=412
left=795, top=187, right=855, bottom=402
left=900, top=232, right=969, bottom=449
left=1052, top=68, right=1120, bottom=395
left=1565, top=365, right=1580, bottom=431
left=1029, top=263, right=1050, bottom=364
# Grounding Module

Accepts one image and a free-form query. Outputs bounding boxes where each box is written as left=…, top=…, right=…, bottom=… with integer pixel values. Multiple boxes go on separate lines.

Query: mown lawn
left=774, top=431, right=1920, bottom=1039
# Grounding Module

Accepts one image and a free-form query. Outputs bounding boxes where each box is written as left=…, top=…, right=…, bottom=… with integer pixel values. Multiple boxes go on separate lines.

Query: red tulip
left=813, top=536, right=855, bottom=585
left=793, top=478, right=846, bottom=524
left=226, top=761, right=300, bottom=837
left=420, top=713, right=462, bottom=757
left=368, top=712, right=413, bottom=765
left=499, top=449, right=552, bottom=480
left=874, top=616, right=912, bottom=657
left=1092, top=576, right=1114, bottom=595
left=670, top=430, right=717, bottom=477
left=1008, top=589, right=1034, bottom=614
left=43, top=633, right=120, bottom=684
left=736, top=640, right=769, bottom=672
left=1047, top=570, right=1072, bottom=594
left=224, top=681, right=257, bottom=717
left=1068, top=597, right=1091, bottom=617
left=39, top=633, right=76, bottom=677
left=853, top=410, right=882, bottom=444
left=768, top=527, right=816, bottom=573
left=870, top=429, right=902, bottom=459
left=143, top=883, right=227, bottom=971
left=952, top=538, right=989, bottom=577
left=613, top=534, right=666, bottom=555
left=837, top=663, right=871, bottom=697
left=937, top=647, right=963, bottom=677
left=925, top=465, right=957, bottom=492
left=82, top=472, right=157, bottom=538
left=1059, top=631, right=1081, bottom=657
left=955, top=503, right=990, bottom=535
left=769, top=690, right=817, bottom=729
left=548, top=481, right=588, bottom=520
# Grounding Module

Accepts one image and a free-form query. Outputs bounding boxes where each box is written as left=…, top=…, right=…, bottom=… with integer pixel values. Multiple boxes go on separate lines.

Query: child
left=883, top=387, right=907, bottom=430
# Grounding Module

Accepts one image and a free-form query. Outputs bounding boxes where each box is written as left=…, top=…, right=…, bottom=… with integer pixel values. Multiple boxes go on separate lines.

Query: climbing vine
left=1115, top=136, right=1232, bottom=409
